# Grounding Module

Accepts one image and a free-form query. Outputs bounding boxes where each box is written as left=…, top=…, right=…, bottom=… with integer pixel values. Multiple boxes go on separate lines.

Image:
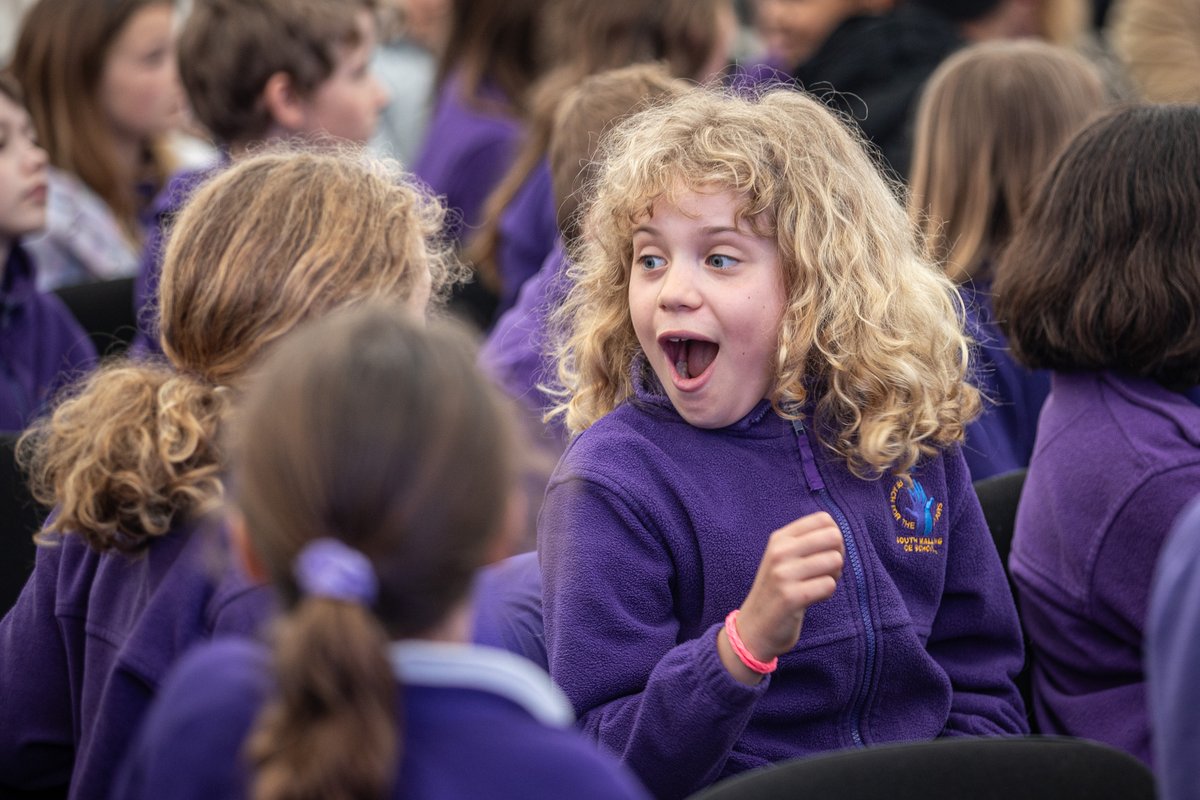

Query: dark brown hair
left=0, top=72, right=23, bottom=105
left=13, top=0, right=174, bottom=244
left=993, top=104, right=1200, bottom=388
left=235, top=307, right=518, bottom=799
left=178, top=0, right=376, bottom=147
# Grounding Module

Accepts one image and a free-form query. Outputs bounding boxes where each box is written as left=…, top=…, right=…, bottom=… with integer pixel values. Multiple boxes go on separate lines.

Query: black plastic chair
left=0, top=432, right=47, bottom=616
left=52, top=276, right=138, bottom=357
left=973, top=467, right=1036, bottom=731
left=688, top=736, right=1155, bottom=800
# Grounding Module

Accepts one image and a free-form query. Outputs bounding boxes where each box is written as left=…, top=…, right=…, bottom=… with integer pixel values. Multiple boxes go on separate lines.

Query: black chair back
left=688, top=736, right=1155, bottom=800
left=52, top=276, right=137, bottom=357
left=1, top=432, right=47, bottom=616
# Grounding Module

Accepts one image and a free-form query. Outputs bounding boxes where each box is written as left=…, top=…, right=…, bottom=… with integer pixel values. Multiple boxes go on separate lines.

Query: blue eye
left=707, top=254, right=738, bottom=269
left=637, top=254, right=666, bottom=270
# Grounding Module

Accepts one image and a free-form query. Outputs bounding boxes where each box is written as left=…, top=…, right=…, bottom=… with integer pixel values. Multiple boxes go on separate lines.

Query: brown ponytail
left=18, top=362, right=227, bottom=553
left=248, top=598, right=397, bottom=800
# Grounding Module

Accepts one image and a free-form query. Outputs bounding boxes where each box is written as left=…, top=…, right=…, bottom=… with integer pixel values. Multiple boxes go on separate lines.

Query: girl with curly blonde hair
left=539, top=86, right=1027, bottom=799
left=0, top=145, right=456, bottom=800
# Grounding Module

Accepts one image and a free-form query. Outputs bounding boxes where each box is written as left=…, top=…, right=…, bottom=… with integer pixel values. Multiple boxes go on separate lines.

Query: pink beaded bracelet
left=724, top=609, right=779, bottom=674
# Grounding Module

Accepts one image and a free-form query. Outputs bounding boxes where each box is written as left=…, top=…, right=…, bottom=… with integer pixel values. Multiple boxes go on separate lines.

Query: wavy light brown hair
left=13, top=0, right=176, bottom=245
left=1109, top=0, right=1200, bottom=103
left=178, top=0, right=377, bottom=148
left=234, top=308, right=518, bottom=800
left=551, top=87, right=979, bottom=479
left=467, top=0, right=730, bottom=292
left=908, top=40, right=1106, bottom=283
left=19, top=146, right=459, bottom=553
left=993, top=104, right=1200, bottom=389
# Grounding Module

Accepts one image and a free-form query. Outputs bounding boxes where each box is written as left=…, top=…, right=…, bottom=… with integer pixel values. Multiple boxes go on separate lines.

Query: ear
left=227, top=510, right=270, bottom=583
left=261, top=71, right=309, bottom=134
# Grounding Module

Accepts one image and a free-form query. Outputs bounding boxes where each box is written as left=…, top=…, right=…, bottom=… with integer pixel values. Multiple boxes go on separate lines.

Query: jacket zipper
left=791, top=419, right=872, bottom=748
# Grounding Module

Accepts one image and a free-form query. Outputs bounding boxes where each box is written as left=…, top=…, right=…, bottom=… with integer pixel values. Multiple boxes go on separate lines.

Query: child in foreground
left=0, top=146, right=451, bottom=799
left=115, top=307, right=651, bottom=800
left=540, top=86, right=1028, bottom=799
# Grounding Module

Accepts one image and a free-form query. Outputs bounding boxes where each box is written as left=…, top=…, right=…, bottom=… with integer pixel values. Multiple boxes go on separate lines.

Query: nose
left=24, top=138, right=48, bottom=173
left=657, top=260, right=703, bottom=311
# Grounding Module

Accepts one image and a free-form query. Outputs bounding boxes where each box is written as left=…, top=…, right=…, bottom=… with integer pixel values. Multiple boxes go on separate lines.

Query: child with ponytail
left=0, top=146, right=455, bottom=800
left=115, top=307, right=650, bottom=800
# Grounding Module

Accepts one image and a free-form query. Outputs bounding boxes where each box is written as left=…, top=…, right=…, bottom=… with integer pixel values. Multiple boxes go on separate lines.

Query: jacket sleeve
left=927, top=449, right=1030, bottom=736
left=539, top=471, right=768, bottom=800
left=0, top=544, right=75, bottom=793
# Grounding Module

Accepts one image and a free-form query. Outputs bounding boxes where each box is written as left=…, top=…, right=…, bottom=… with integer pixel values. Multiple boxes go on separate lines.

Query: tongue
left=684, top=340, right=718, bottom=378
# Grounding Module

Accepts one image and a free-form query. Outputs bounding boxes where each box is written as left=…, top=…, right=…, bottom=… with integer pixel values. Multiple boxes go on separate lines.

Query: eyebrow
left=633, top=224, right=744, bottom=237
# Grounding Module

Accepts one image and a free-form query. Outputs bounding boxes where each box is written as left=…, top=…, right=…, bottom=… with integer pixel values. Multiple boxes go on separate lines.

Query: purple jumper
left=412, top=74, right=523, bottom=244
left=0, top=519, right=274, bottom=799
left=539, top=365, right=1028, bottom=799
left=113, top=637, right=651, bottom=799
left=960, top=279, right=1051, bottom=480
left=1, top=243, right=97, bottom=431
left=1148, top=495, right=1200, bottom=800
left=1010, top=371, right=1200, bottom=764
left=493, top=159, right=557, bottom=317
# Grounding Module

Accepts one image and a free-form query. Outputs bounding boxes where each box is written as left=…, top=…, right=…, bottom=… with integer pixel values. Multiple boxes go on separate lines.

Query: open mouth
left=661, top=336, right=719, bottom=381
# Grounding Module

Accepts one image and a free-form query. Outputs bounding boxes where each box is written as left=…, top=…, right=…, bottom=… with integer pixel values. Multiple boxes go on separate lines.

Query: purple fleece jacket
left=1148, top=495, right=1200, bottom=800
left=960, top=279, right=1051, bottom=480
left=1, top=243, right=97, bottom=431
left=494, top=159, right=557, bottom=317
left=0, top=519, right=274, bottom=799
left=1010, top=371, right=1200, bottom=764
left=412, top=74, right=523, bottom=244
left=539, top=365, right=1028, bottom=800
left=131, top=164, right=223, bottom=356
left=114, top=637, right=650, bottom=800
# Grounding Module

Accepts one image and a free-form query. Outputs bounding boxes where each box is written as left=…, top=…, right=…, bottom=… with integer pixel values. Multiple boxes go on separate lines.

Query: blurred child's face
left=754, top=0, right=864, bottom=69
left=0, top=94, right=49, bottom=245
left=298, top=10, right=389, bottom=144
left=99, top=2, right=185, bottom=144
left=629, top=186, right=786, bottom=429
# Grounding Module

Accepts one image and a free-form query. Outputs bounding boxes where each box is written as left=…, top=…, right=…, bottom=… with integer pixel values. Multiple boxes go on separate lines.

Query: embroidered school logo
left=889, top=479, right=944, bottom=554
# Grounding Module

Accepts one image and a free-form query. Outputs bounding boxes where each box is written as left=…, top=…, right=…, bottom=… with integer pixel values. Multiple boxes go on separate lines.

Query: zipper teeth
left=815, top=488, right=874, bottom=749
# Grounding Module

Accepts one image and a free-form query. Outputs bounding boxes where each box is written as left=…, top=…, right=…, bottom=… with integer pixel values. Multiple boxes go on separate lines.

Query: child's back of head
left=22, top=145, right=458, bottom=552
left=179, top=0, right=383, bottom=148
left=909, top=39, right=1106, bottom=282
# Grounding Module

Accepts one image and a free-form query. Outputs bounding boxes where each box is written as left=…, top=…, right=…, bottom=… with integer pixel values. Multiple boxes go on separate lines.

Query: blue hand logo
left=905, top=481, right=935, bottom=537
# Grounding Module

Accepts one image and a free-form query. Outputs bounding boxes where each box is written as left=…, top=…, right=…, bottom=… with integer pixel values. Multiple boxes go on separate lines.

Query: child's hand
left=720, top=513, right=844, bottom=682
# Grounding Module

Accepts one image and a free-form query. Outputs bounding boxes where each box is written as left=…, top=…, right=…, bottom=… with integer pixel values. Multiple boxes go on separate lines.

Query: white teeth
left=668, top=337, right=684, bottom=342
left=676, top=359, right=690, bottom=379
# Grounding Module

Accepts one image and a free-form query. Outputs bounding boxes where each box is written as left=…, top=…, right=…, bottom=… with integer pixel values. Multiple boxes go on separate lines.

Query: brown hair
left=467, top=0, right=729, bottom=291
left=13, top=0, right=175, bottom=245
left=19, top=146, right=460, bottom=553
left=235, top=308, right=518, bottom=800
left=436, top=0, right=547, bottom=117
left=547, top=64, right=691, bottom=243
left=909, top=40, right=1105, bottom=282
left=993, top=104, right=1200, bottom=389
left=178, top=0, right=377, bottom=147
left=0, top=72, right=23, bottom=105
left=1109, top=0, right=1200, bottom=103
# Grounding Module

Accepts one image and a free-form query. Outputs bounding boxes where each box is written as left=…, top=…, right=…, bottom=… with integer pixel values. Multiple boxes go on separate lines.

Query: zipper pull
left=790, top=418, right=826, bottom=492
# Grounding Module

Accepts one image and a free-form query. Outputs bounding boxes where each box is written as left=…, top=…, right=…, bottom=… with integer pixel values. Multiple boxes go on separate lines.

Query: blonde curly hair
left=550, top=87, right=979, bottom=479
left=20, top=145, right=461, bottom=552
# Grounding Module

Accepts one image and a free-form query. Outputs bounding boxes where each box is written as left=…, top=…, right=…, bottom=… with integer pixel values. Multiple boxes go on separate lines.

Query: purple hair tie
left=294, top=538, right=378, bottom=605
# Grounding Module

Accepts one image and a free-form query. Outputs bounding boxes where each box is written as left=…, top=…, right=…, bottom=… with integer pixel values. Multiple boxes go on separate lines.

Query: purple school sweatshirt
left=0, top=519, right=274, bottom=799
left=494, top=159, right=557, bottom=317
left=113, top=637, right=651, bottom=800
left=1148, top=496, right=1200, bottom=800
left=539, top=365, right=1028, bottom=799
left=960, top=279, right=1051, bottom=480
left=1, top=244, right=97, bottom=431
left=1010, top=371, right=1200, bottom=764
left=479, top=239, right=569, bottom=425
left=412, top=75, right=523, bottom=243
